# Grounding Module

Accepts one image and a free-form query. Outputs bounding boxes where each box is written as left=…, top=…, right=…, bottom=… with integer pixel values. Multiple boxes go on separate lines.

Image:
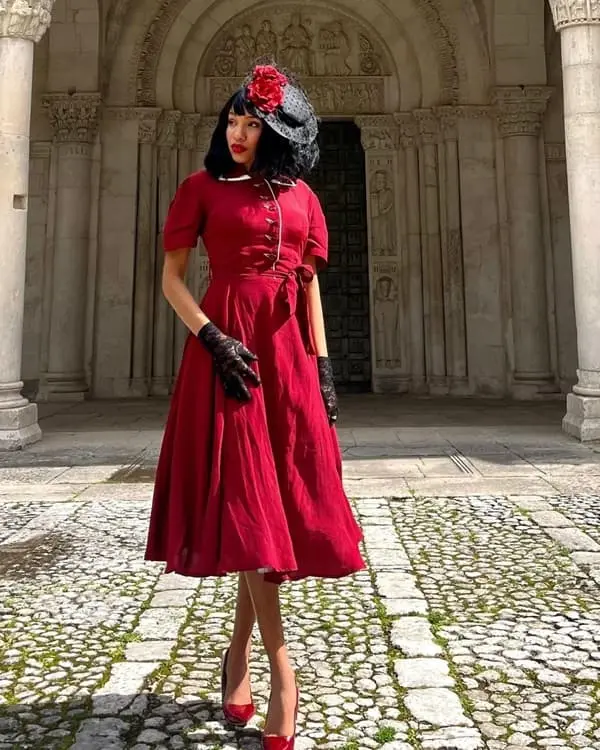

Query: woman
left=145, top=63, right=365, bottom=749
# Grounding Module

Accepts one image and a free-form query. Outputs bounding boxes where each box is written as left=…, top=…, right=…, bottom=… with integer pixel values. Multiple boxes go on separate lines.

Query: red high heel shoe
left=220, top=648, right=256, bottom=726
left=262, top=686, right=299, bottom=750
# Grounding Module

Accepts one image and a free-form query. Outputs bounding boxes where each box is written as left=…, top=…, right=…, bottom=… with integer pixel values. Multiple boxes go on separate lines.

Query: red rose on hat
left=247, top=65, right=288, bottom=114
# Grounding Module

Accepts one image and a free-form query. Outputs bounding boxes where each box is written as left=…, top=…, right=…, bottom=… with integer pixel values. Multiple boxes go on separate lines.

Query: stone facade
left=3, top=0, right=600, bottom=445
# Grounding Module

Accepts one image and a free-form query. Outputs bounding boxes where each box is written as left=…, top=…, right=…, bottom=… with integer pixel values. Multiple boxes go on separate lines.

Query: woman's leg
left=244, top=571, right=297, bottom=736
left=224, top=573, right=255, bottom=705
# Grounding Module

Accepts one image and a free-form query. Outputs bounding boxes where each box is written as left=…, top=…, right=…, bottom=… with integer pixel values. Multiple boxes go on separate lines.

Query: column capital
left=356, top=115, right=399, bottom=151
left=157, top=110, right=181, bottom=148
left=435, top=106, right=459, bottom=141
left=549, top=0, right=600, bottom=30
left=0, top=0, right=53, bottom=42
left=178, top=113, right=202, bottom=150
left=493, top=86, right=553, bottom=137
left=136, top=107, right=162, bottom=144
left=394, top=113, right=418, bottom=149
left=196, top=116, right=218, bottom=153
left=43, top=93, right=101, bottom=143
left=414, top=109, right=441, bottom=145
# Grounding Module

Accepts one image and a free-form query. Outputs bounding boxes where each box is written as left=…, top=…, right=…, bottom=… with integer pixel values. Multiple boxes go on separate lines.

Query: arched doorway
left=308, top=121, right=371, bottom=391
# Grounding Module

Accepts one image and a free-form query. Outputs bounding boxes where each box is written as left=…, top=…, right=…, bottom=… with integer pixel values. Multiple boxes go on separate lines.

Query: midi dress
left=145, top=168, right=365, bottom=584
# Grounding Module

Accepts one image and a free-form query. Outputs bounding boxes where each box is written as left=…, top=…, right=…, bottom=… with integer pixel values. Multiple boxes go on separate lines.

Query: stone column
left=396, top=113, right=425, bottom=392
left=152, top=110, right=180, bottom=396
left=172, top=114, right=201, bottom=373
left=437, top=106, right=468, bottom=394
left=356, top=115, right=408, bottom=393
left=415, top=109, right=446, bottom=391
left=42, top=93, right=101, bottom=399
left=131, top=108, right=161, bottom=396
left=177, top=113, right=200, bottom=181
left=548, top=0, right=600, bottom=439
left=493, top=86, right=554, bottom=395
left=0, top=0, right=53, bottom=448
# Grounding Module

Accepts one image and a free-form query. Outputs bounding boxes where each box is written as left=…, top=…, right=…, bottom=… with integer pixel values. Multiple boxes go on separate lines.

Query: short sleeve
left=304, top=188, right=328, bottom=268
left=162, top=172, right=206, bottom=252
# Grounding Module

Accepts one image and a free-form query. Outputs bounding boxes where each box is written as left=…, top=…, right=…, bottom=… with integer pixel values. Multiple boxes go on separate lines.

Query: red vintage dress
left=145, top=168, right=365, bottom=584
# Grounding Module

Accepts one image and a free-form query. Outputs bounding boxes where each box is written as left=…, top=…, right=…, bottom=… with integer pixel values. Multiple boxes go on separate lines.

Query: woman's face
left=226, top=110, right=263, bottom=168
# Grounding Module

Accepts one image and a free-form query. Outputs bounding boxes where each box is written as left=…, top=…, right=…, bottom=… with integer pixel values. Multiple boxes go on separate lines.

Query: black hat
left=244, top=64, right=318, bottom=146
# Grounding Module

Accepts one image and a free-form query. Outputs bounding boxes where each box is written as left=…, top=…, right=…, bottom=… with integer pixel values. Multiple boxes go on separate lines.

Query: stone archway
left=92, top=0, right=495, bottom=399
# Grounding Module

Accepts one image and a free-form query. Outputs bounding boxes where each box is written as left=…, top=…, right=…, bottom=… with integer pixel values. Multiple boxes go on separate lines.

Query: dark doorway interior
left=307, top=121, right=371, bottom=393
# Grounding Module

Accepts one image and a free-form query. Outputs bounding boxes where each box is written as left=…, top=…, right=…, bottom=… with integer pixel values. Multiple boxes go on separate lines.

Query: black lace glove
left=197, top=322, right=261, bottom=402
left=317, top=356, right=338, bottom=425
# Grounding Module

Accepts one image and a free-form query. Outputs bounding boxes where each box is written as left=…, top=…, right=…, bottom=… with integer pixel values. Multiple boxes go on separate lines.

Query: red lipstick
left=231, top=144, right=247, bottom=154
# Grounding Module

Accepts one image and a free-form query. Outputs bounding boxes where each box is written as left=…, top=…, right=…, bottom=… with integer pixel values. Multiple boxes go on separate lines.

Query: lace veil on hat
left=243, top=61, right=319, bottom=148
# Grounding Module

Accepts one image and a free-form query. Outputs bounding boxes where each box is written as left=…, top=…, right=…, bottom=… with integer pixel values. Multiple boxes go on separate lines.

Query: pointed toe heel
left=221, top=648, right=256, bottom=727
left=262, top=687, right=299, bottom=750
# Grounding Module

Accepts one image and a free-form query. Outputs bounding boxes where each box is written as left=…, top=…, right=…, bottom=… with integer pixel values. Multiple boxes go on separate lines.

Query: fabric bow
left=278, top=264, right=316, bottom=354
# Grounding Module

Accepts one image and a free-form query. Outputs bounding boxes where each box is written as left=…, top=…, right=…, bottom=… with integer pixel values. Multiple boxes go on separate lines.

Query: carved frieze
left=493, top=86, right=553, bottom=138
left=43, top=93, right=101, bottom=143
left=357, top=116, right=399, bottom=151
left=208, top=76, right=384, bottom=117
left=204, top=6, right=388, bottom=78
left=549, top=0, right=600, bottom=29
left=0, top=0, right=52, bottom=42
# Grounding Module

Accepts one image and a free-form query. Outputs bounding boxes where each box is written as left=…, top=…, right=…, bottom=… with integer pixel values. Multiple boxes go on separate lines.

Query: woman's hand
left=317, top=356, right=338, bottom=425
left=198, top=322, right=261, bottom=402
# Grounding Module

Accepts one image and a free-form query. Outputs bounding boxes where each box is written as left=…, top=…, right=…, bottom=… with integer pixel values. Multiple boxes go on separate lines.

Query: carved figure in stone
left=255, top=19, right=278, bottom=59
left=280, top=13, right=313, bottom=75
left=214, top=36, right=236, bottom=76
left=374, top=275, right=400, bottom=368
left=359, top=34, right=381, bottom=76
left=322, top=83, right=336, bottom=111
left=569, top=0, right=587, bottom=19
left=370, top=170, right=395, bottom=256
left=235, top=25, right=257, bottom=75
left=318, top=21, right=351, bottom=75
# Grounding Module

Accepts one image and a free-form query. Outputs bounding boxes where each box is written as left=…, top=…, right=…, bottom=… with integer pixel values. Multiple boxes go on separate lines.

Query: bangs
left=230, top=88, right=258, bottom=117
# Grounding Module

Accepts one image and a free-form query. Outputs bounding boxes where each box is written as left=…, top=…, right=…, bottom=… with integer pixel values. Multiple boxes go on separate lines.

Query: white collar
left=218, top=174, right=297, bottom=187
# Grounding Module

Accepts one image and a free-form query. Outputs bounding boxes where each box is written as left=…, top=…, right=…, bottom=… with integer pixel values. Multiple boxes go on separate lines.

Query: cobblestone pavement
left=3, top=399, right=600, bottom=749
left=2, top=488, right=600, bottom=749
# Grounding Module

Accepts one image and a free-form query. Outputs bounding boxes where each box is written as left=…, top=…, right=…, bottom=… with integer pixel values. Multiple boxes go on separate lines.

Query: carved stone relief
left=43, top=94, right=102, bottom=143
left=373, top=261, right=402, bottom=370
left=206, top=77, right=384, bottom=116
left=0, top=0, right=53, bottom=42
left=157, top=110, right=181, bottom=147
left=178, top=113, right=202, bottom=151
left=549, top=0, right=600, bottom=29
left=369, top=168, right=395, bottom=257
left=204, top=6, right=387, bottom=79
left=493, top=86, right=553, bottom=138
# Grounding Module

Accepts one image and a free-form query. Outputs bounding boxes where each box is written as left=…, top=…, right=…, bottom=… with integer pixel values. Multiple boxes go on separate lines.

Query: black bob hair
left=204, top=87, right=319, bottom=182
